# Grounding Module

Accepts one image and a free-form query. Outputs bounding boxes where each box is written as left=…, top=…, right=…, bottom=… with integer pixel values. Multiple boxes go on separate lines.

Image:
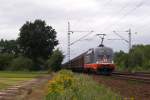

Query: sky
left=0, top=0, right=150, bottom=62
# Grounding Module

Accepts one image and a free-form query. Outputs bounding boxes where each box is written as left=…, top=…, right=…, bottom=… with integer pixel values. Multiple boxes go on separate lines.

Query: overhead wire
left=85, top=0, right=131, bottom=40
left=70, top=31, right=94, bottom=45
left=69, top=0, right=114, bottom=44
left=65, top=0, right=147, bottom=58
left=87, top=0, right=146, bottom=42
left=65, top=0, right=114, bottom=59
left=50, top=1, right=116, bottom=61
left=106, top=0, right=147, bottom=30
left=76, top=0, right=147, bottom=52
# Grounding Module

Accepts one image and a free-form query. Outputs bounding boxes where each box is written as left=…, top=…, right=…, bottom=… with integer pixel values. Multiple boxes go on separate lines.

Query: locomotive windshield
left=94, top=47, right=113, bottom=63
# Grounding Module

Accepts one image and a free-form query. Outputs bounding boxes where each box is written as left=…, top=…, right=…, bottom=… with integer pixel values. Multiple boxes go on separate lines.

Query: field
left=0, top=71, right=47, bottom=90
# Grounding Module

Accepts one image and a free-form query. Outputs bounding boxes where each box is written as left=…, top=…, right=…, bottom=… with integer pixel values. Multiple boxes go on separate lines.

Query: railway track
left=111, top=71, right=150, bottom=83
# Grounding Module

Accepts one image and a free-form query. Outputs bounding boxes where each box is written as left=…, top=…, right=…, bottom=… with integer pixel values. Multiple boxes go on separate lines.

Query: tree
left=18, top=19, right=58, bottom=60
left=114, top=50, right=128, bottom=70
left=46, top=49, right=64, bottom=72
left=0, top=39, right=20, bottom=55
left=114, top=44, right=150, bottom=71
left=10, top=56, right=33, bottom=71
left=0, top=53, right=14, bottom=70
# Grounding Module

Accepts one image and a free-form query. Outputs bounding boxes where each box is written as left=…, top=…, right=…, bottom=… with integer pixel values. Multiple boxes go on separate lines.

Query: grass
left=0, top=71, right=48, bottom=90
left=116, top=66, right=150, bottom=72
left=46, top=70, right=121, bottom=100
left=0, top=71, right=47, bottom=78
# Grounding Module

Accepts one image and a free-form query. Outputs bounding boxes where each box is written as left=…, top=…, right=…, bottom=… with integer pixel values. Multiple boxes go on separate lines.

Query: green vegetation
left=0, top=53, right=14, bottom=70
left=46, top=49, right=64, bottom=72
left=0, top=19, right=63, bottom=71
left=0, top=71, right=47, bottom=78
left=18, top=19, right=58, bottom=68
left=0, top=71, right=47, bottom=90
left=10, top=56, right=33, bottom=71
left=114, top=45, right=150, bottom=72
left=45, top=70, right=120, bottom=100
left=0, top=39, right=19, bottom=55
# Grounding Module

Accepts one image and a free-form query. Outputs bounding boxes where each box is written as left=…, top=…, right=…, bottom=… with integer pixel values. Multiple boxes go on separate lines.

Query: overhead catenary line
left=95, top=0, right=146, bottom=33
left=99, top=1, right=132, bottom=32
left=87, top=0, right=146, bottom=43
left=66, top=0, right=147, bottom=61
left=113, top=31, right=129, bottom=43
left=66, top=0, right=118, bottom=44
left=70, top=31, right=94, bottom=45
left=113, top=29, right=133, bottom=52
left=67, top=22, right=94, bottom=67
left=85, top=0, right=132, bottom=40
left=107, top=0, right=146, bottom=30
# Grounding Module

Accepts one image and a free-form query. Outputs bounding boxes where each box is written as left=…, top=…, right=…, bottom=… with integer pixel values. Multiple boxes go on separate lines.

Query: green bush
left=10, top=56, right=33, bottom=71
left=0, top=53, right=14, bottom=70
left=45, top=70, right=120, bottom=100
left=114, top=45, right=150, bottom=72
left=46, top=49, right=64, bottom=72
left=30, top=57, right=46, bottom=71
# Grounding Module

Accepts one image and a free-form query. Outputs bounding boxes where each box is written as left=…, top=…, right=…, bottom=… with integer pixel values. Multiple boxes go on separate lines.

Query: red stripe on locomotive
left=84, top=63, right=115, bottom=70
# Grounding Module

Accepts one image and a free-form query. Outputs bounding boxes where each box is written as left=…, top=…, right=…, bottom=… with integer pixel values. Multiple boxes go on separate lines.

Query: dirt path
left=0, top=75, right=51, bottom=100
left=18, top=75, right=51, bottom=100
left=23, top=79, right=47, bottom=100
left=93, top=75, right=150, bottom=100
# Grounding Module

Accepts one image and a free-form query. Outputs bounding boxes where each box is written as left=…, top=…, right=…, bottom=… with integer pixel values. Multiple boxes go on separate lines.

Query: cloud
left=0, top=0, right=149, bottom=62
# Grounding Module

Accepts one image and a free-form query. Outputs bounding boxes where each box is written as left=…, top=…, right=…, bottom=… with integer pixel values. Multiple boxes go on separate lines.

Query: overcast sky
left=0, top=0, right=150, bottom=62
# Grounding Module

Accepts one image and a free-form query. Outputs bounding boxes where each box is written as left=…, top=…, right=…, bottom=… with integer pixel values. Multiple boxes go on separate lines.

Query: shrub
left=46, top=70, right=75, bottom=94
left=46, top=49, right=64, bottom=72
left=45, top=70, right=120, bottom=100
left=0, top=53, right=14, bottom=70
left=10, top=56, right=33, bottom=71
left=30, top=57, right=45, bottom=71
left=114, top=45, right=150, bottom=72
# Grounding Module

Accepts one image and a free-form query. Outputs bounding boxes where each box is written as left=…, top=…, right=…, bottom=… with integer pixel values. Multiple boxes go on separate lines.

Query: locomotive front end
left=94, top=46, right=115, bottom=74
left=84, top=46, right=115, bottom=75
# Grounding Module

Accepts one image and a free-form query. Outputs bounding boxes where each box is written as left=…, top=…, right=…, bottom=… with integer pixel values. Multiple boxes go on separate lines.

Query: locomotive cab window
left=96, top=55, right=104, bottom=60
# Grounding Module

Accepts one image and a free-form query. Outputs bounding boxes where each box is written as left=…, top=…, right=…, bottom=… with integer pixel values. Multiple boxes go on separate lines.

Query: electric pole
left=113, top=28, right=135, bottom=52
left=127, top=28, right=132, bottom=51
left=67, top=22, right=71, bottom=67
left=67, top=22, right=93, bottom=67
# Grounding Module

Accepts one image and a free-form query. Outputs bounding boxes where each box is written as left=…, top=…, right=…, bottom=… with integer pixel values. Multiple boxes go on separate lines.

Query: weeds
left=45, top=70, right=121, bottom=100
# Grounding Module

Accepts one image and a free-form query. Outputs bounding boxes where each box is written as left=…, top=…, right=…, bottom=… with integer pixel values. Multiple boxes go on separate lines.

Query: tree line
left=0, top=19, right=64, bottom=71
left=1, top=19, right=149, bottom=72
left=114, top=44, right=150, bottom=72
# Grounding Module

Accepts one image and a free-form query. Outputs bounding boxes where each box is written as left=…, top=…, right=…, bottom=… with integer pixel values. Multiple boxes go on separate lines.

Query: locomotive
left=62, top=34, right=115, bottom=75
left=84, top=44, right=115, bottom=74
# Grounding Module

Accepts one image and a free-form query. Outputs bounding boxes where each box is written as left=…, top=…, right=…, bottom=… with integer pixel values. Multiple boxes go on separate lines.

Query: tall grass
left=45, top=70, right=121, bottom=100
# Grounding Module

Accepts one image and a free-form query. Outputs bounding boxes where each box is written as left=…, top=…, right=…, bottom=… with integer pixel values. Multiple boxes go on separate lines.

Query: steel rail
left=112, top=71, right=150, bottom=84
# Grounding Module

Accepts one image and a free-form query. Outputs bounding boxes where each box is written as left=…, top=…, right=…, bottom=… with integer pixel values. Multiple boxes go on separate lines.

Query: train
left=62, top=44, right=116, bottom=75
